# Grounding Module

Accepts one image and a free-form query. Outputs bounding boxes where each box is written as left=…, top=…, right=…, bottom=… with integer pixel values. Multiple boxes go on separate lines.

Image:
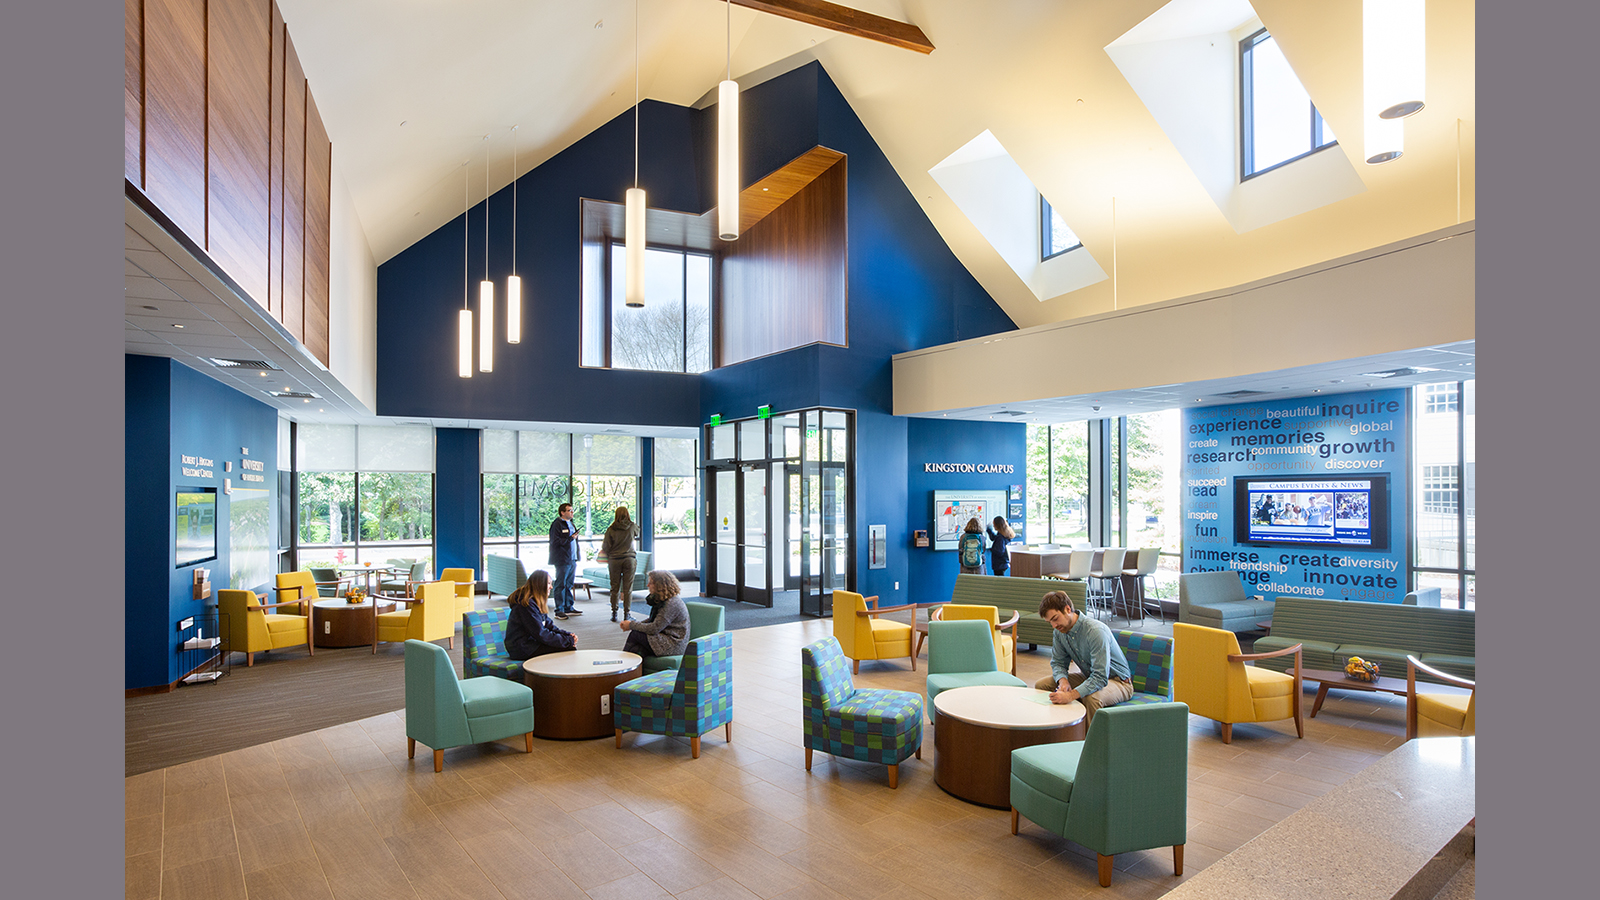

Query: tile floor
left=126, top=616, right=1419, bottom=900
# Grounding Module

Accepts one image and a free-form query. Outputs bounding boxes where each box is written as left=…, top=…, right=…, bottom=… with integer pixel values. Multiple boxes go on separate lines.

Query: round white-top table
left=933, top=685, right=1087, bottom=808
left=521, top=650, right=643, bottom=740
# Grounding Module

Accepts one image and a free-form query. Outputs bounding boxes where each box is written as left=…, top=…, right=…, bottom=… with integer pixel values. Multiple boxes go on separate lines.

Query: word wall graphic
left=1180, top=389, right=1410, bottom=602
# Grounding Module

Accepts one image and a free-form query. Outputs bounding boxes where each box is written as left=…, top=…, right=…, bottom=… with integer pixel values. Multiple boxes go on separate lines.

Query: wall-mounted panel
left=720, top=157, right=847, bottom=366
left=143, top=0, right=207, bottom=243
left=125, top=0, right=143, bottom=187
left=267, top=3, right=284, bottom=319
left=281, top=35, right=305, bottom=340
left=304, top=88, right=332, bottom=366
left=206, top=0, right=271, bottom=309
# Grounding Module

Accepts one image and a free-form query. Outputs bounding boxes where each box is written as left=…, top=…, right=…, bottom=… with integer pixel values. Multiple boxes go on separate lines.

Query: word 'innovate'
left=923, top=463, right=1016, bottom=474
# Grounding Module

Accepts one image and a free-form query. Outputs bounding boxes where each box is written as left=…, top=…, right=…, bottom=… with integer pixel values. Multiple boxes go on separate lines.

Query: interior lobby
left=8, top=0, right=1593, bottom=897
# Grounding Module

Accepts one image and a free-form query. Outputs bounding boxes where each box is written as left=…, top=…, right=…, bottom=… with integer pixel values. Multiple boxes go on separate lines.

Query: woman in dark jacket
left=599, top=506, right=640, bottom=622
left=503, top=570, right=577, bottom=660
left=986, top=515, right=1017, bottom=577
left=617, top=570, right=689, bottom=658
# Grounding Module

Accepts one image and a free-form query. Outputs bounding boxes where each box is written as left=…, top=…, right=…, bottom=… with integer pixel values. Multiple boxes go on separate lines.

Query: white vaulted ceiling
left=272, top=0, right=1475, bottom=332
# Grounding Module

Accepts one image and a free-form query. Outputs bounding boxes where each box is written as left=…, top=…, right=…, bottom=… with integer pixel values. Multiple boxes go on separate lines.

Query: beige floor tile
left=429, top=792, right=516, bottom=843
left=126, top=770, right=165, bottom=820
left=160, top=814, right=240, bottom=871
left=241, top=857, right=335, bottom=900
left=235, top=817, right=317, bottom=874
left=126, top=849, right=161, bottom=900
left=459, top=826, right=558, bottom=894
left=696, top=837, right=818, bottom=899
left=779, top=843, right=903, bottom=899
left=571, top=800, right=665, bottom=848
left=296, top=788, right=375, bottom=840
left=547, top=829, right=642, bottom=890
left=311, top=832, right=419, bottom=900
left=162, top=785, right=229, bottom=830
left=164, top=756, right=227, bottom=795
left=127, top=813, right=164, bottom=858
left=228, top=786, right=302, bottom=831
left=614, top=833, right=724, bottom=893
left=585, top=871, right=675, bottom=900
left=160, top=853, right=246, bottom=900
left=676, top=876, right=765, bottom=900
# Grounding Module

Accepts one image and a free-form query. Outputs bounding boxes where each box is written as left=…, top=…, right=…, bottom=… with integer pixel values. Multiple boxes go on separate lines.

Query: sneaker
left=568, top=609, right=585, bottom=616
left=555, top=612, right=569, bottom=620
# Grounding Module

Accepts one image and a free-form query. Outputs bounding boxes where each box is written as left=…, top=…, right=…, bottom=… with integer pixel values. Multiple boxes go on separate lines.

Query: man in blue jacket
left=548, top=503, right=582, bottom=618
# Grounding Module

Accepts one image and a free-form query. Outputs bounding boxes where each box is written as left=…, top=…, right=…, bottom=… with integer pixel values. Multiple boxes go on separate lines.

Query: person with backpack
left=986, top=515, right=1017, bottom=577
left=958, top=517, right=986, bottom=575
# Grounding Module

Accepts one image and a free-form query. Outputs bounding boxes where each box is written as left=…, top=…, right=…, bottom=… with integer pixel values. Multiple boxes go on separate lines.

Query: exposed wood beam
left=732, top=0, right=935, bottom=54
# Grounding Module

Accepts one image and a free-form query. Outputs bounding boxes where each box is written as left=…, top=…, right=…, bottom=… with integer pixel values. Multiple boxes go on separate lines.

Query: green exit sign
left=709, top=414, right=722, bottom=426
left=757, top=405, right=772, bottom=419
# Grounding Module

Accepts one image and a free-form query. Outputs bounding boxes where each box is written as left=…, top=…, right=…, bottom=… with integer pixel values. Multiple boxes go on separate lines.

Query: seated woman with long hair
left=503, top=569, right=577, bottom=660
left=617, top=570, right=689, bottom=659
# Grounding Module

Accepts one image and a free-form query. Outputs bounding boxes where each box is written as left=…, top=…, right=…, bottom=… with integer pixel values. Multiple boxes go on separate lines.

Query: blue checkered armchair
left=462, top=609, right=523, bottom=681
left=613, top=630, right=733, bottom=759
left=1114, top=630, right=1173, bottom=705
left=801, top=637, right=924, bottom=788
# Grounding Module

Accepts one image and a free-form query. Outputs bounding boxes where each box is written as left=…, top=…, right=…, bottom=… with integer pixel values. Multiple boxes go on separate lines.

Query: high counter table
left=1159, top=737, right=1474, bottom=899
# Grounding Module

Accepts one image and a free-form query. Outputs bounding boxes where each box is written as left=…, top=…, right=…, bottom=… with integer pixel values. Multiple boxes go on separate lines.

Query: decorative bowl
left=1343, top=656, right=1381, bottom=682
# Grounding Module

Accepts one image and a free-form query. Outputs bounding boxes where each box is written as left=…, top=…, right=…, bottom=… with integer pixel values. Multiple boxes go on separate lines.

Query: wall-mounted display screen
left=1233, top=475, right=1389, bottom=550
left=176, top=487, right=219, bottom=567
left=932, top=489, right=1008, bottom=551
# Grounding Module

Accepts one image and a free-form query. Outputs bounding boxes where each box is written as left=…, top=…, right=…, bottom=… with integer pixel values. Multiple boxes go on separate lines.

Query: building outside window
left=1412, top=380, right=1475, bottom=608
left=1240, top=28, right=1336, bottom=179
left=296, top=424, right=434, bottom=575
left=584, top=244, right=712, bottom=373
left=653, top=437, right=700, bottom=571
left=481, top=430, right=641, bottom=575
left=1040, top=196, right=1083, bottom=260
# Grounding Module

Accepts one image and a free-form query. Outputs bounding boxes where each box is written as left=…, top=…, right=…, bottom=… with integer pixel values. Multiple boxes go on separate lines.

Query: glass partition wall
left=704, top=408, right=853, bottom=614
left=481, top=431, right=642, bottom=575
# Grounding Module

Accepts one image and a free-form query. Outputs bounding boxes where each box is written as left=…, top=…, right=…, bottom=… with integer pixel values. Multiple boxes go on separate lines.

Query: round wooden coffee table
left=312, top=597, right=396, bottom=648
left=933, top=685, right=1086, bottom=808
left=522, top=650, right=643, bottom=740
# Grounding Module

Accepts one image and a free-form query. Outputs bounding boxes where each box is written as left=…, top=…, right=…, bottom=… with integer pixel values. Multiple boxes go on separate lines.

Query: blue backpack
left=959, top=533, right=984, bottom=568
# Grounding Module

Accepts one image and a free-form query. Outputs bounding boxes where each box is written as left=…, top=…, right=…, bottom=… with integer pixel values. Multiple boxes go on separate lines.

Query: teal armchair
left=1010, top=702, right=1189, bottom=887
left=643, top=601, right=727, bottom=673
left=925, top=619, right=1025, bottom=722
left=403, top=639, right=535, bottom=772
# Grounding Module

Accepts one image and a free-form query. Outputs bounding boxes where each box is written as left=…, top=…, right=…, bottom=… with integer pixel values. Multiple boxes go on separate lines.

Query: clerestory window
left=1240, top=28, right=1337, bottom=180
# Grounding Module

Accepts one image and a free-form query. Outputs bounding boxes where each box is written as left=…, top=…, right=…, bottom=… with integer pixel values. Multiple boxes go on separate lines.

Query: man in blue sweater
left=1034, top=590, right=1133, bottom=724
left=548, top=503, right=582, bottom=618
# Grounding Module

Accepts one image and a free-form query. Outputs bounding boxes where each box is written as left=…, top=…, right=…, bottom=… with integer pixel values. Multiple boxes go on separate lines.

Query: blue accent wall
left=434, top=428, right=481, bottom=576
left=906, top=418, right=1028, bottom=606
left=126, top=356, right=279, bottom=690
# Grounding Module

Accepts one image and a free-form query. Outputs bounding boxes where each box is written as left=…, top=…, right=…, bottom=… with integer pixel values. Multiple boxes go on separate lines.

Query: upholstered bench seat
left=460, top=676, right=537, bottom=718
left=1011, top=741, right=1084, bottom=805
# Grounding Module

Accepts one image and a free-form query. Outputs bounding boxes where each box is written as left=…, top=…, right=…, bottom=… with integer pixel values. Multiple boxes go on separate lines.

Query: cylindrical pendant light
left=479, top=135, right=494, bottom=372
left=1364, top=114, right=1404, bottom=165
left=624, top=0, right=646, bottom=308
left=458, top=161, right=473, bottom=378
left=506, top=125, right=522, bottom=344
left=1364, top=0, right=1426, bottom=120
left=717, top=0, right=739, bottom=241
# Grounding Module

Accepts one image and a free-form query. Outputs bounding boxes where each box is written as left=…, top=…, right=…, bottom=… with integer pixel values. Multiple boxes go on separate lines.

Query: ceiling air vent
left=997, top=410, right=1028, bottom=417
left=268, top=389, right=320, bottom=400
left=1358, top=366, right=1439, bottom=378
left=208, top=357, right=279, bottom=370
left=1216, top=389, right=1268, bottom=398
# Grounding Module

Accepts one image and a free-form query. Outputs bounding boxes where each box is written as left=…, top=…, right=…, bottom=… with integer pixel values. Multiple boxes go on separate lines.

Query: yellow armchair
left=832, top=590, right=916, bottom=674
left=218, top=589, right=312, bottom=667
left=1173, top=622, right=1302, bottom=744
left=375, top=581, right=456, bottom=652
left=1407, top=656, right=1475, bottom=739
left=932, top=603, right=1020, bottom=676
left=272, top=570, right=326, bottom=615
left=439, top=567, right=476, bottom=616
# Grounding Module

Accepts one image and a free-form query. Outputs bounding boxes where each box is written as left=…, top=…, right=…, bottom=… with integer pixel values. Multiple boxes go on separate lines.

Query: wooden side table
left=312, top=598, right=395, bottom=648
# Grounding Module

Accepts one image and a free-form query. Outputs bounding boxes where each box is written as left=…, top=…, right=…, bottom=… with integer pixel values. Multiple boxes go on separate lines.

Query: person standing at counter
left=986, top=516, right=1017, bottom=577
left=503, top=570, right=577, bottom=660
left=599, top=506, right=640, bottom=622
left=618, top=571, right=689, bottom=659
left=548, top=503, right=582, bottom=619
left=958, top=518, right=986, bottom=575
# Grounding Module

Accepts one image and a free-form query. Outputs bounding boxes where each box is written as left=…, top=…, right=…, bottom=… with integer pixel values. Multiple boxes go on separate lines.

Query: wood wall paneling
left=303, top=88, right=332, bottom=367
left=720, top=156, right=847, bottom=366
left=267, top=4, right=284, bottom=320
left=142, top=0, right=208, bottom=244
left=125, top=0, right=143, bottom=187
left=282, top=34, right=306, bottom=342
left=206, top=0, right=271, bottom=309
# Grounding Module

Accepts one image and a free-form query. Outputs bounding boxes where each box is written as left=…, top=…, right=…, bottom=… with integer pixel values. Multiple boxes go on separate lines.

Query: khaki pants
left=608, top=557, right=636, bottom=616
left=1034, top=672, right=1135, bottom=725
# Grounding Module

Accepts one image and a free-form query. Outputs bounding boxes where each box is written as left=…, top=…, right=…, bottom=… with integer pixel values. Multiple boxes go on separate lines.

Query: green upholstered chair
left=461, top=608, right=523, bottom=681
left=1010, top=701, right=1190, bottom=887
left=642, top=601, right=727, bottom=674
left=925, top=619, right=1025, bottom=722
left=380, top=561, right=428, bottom=597
left=306, top=567, right=349, bottom=598
left=403, top=639, right=535, bottom=772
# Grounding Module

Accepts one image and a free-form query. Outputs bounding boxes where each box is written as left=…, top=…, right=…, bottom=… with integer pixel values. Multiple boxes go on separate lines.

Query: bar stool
left=1122, top=548, right=1161, bottom=624
left=1044, top=548, right=1093, bottom=586
left=1089, top=548, right=1126, bottom=621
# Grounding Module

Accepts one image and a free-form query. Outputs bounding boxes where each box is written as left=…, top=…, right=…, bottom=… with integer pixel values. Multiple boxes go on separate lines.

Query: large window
left=1413, top=380, right=1475, bottom=608
left=1240, top=28, right=1336, bottom=179
left=481, top=430, right=641, bottom=574
left=1024, top=422, right=1088, bottom=545
left=296, top=425, right=434, bottom=573
left=1040, top=196, right=1083, bottom=260
left=653, top=437, right=700, bottom=571
left=588, top=245, right=712, bottom=374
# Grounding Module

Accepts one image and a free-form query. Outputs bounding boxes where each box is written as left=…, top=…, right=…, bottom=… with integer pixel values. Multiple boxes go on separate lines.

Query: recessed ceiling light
left=142, top=305, right=157, bottom=310
left=1330, top=379, right=1343, bottom=383
left=1312, top=389, right=1321, bottom=393
left=171, top=323, right=184, bottom=328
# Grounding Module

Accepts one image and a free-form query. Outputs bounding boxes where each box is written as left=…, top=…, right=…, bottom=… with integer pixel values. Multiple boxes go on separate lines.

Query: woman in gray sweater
left=618, top=570, right=689, bottom=658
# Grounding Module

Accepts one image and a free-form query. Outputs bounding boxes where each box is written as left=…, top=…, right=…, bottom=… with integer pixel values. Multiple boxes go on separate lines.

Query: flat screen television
left=175, top=486, right=219, bottom=567
left=932, top=489, right=1008, bottom=551
left=1232, top=475, right=1389, bottom=551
